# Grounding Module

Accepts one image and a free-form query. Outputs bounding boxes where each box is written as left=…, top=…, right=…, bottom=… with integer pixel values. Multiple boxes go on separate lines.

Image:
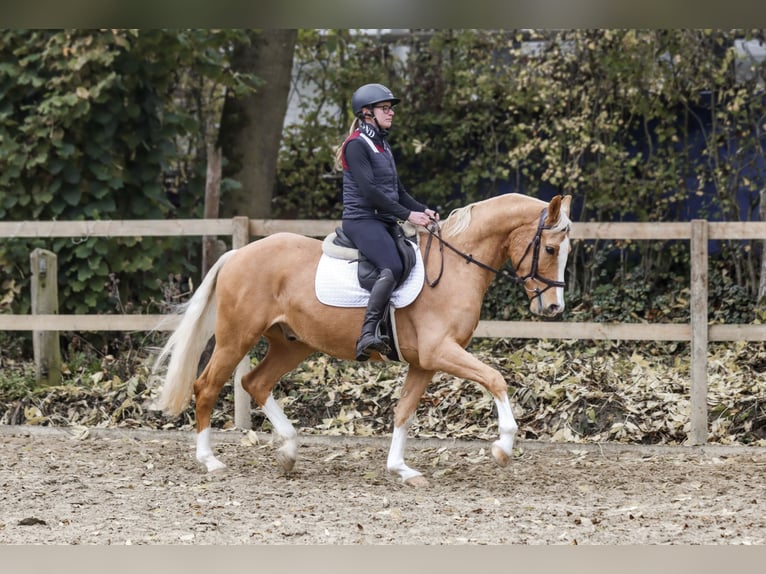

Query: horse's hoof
left=276, top=448, right=296, bottom=473
left=403, top=475, right=429, bottom=487
left=201, top=458, right=227, bottom=473
left=491, top=443, right=511, bottom=467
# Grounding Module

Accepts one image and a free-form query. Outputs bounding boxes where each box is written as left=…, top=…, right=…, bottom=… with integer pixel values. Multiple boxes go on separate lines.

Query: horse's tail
left=153, top=249, right=237, bottom=416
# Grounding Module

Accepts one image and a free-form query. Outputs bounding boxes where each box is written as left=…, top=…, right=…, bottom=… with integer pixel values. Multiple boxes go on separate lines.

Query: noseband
left=423, top=208, right=567, bottom=299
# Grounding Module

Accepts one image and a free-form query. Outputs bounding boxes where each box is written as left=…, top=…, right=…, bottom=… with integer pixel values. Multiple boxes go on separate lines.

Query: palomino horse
left=155, top=193, right=572, bottom=486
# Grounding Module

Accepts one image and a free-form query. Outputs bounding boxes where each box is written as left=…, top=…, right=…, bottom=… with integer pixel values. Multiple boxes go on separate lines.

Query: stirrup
left=355, top=335, right=391, bottom=361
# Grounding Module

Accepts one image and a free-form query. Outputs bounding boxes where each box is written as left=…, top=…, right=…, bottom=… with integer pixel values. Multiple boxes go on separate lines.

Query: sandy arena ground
left=2, top=425, right=766, bottom=545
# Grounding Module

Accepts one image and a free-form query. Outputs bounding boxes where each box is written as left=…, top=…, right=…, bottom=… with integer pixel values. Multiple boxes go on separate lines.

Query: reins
left=423, top=220, right=500, bottom=287
left=423, top=208, right=567, bottom=296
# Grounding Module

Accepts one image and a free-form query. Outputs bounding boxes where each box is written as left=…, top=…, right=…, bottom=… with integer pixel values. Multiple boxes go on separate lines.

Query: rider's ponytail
left=334, top=118, right=360, bottom=172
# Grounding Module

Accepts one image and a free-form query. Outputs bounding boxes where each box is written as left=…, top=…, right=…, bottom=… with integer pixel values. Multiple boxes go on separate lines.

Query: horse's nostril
left=547, top=304, right=560, bottom=315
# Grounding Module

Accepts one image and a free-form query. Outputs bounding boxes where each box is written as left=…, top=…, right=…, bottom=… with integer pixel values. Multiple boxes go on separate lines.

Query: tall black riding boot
left=355, top=268, right=396, bottom=361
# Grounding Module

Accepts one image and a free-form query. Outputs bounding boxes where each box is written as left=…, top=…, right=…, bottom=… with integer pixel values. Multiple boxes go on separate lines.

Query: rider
left=336, top=83, right=439, bottom=361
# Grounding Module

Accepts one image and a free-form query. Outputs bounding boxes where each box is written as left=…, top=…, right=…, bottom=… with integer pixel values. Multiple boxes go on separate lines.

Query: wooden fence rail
left=1, top=217, right=765, bottom=444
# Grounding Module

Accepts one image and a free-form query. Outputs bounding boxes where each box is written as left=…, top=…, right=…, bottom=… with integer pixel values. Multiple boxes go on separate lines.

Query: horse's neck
left=449, top=196, right=542, bottom=269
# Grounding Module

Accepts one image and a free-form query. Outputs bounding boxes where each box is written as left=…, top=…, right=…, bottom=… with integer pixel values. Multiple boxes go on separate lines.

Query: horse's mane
left=550, top=211, right=572, bottom=233
left=440, top=195, right=571, bottom=238
left=441, top=204, right=474, bottom=237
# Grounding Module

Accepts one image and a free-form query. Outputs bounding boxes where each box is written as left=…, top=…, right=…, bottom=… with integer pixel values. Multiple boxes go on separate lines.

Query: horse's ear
left=545, top=194, right=572, bottom=226
left=545, top=195, right=562, bottom=226
left=561, top=194, right=572, bottom=217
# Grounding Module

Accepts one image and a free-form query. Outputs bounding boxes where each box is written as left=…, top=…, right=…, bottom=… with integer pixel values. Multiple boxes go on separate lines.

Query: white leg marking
left=386, top=419, right=423, bottom=482
left=262, top=394, right=298, bottom=468
left=262, top=394, right=297, bottom=442
left=556, top=236, right=569, bottom=311
left=492, top=394, right=518, bottom=463
left=196, top=427, right=226, bottom=472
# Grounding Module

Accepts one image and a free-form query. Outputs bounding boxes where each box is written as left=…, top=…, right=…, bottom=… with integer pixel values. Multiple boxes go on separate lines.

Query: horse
left=154, top=193, right=573, bottom=486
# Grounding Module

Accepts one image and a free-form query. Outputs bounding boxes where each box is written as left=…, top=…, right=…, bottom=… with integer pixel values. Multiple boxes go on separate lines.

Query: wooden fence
left=1, top=217, right=765, bottom=444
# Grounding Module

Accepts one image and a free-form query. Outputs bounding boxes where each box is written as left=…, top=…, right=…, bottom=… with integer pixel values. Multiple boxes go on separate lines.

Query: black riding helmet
left=351, top=83, right=401, bottom=118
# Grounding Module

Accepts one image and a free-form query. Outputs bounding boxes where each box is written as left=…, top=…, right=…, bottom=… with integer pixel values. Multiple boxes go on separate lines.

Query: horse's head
left=510, top=194, right=572, bottom=317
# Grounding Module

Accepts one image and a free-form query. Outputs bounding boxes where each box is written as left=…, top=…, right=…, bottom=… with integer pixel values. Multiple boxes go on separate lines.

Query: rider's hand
left=424, top=208, right=440, bottom=222
left=407, top=211, right=432, bottom=227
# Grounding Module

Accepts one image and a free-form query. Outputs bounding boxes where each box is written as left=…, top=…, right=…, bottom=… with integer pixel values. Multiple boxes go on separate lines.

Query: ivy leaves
left=0, top=30, right=251, bottom=317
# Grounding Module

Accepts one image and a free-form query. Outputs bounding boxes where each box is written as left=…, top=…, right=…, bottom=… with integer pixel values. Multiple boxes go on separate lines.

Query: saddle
left=322, top=222, right=418, bottom=290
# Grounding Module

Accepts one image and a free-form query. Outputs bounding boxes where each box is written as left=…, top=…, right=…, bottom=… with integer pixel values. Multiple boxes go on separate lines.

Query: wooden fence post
left=231, top=217, right=253, bottom=430
left=30, top=248, right=62, bottom=386
left=689, top=220, right=709, bottom=445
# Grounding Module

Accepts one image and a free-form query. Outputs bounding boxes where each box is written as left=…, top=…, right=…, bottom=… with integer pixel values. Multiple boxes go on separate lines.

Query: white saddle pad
left=315, top=245, right=424, bottom=308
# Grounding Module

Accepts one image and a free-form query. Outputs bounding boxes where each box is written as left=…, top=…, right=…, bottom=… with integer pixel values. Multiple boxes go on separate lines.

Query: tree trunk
left=218, top=29, right=297, bottom=219
left=202, top=144, right=224, bottom=277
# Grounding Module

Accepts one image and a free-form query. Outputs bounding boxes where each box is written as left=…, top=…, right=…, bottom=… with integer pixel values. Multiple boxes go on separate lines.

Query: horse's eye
left=545, top=246, right=555, bottom=255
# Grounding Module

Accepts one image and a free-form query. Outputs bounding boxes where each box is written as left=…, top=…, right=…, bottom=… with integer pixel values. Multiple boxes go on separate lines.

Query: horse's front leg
left=490, top=393, right=518, bottom=467
left=387, top=366, right=434, bottom=486
left=426, top=342, right=518, bottom=468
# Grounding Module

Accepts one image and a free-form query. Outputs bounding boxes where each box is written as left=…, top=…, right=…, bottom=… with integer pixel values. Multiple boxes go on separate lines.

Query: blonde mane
left=550, top=212, right=572, bottom=233
left=440, top=194, right=570, bottom=238
left=441, top=204, right=474, bottom=237
left=440, top=195, right=522, bottom=237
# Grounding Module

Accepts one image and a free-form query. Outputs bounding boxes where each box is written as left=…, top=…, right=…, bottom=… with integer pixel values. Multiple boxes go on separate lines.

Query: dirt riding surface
left=2, top=426, right=765, bottom=545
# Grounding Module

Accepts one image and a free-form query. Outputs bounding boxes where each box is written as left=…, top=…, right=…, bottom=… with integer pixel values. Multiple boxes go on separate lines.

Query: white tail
left=154, top=250, right=237, bottom=416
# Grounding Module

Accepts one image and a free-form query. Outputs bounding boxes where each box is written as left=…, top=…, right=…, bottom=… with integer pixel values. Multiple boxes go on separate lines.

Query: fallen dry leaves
left=2, top=339, right=765, bottom=446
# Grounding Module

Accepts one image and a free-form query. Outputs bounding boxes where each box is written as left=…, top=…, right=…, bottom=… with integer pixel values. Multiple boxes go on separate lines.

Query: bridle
left=423, top=208, right=567, bottom=300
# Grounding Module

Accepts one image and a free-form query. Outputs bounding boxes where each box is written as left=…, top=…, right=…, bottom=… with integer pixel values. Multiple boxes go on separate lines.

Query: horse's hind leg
left=194, top=339, right=254, bottom=472
left=387, top=365, right=435, bottom=486
left=240, top=334, right=312, bottom=473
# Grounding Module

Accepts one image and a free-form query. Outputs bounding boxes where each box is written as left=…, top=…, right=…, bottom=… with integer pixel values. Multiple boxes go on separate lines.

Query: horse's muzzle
left=529, top=297, right=564, bottom=317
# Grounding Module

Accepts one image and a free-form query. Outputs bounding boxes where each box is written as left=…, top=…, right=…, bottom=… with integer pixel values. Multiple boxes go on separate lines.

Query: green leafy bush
left=0, top=29, right=250, bottom=334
